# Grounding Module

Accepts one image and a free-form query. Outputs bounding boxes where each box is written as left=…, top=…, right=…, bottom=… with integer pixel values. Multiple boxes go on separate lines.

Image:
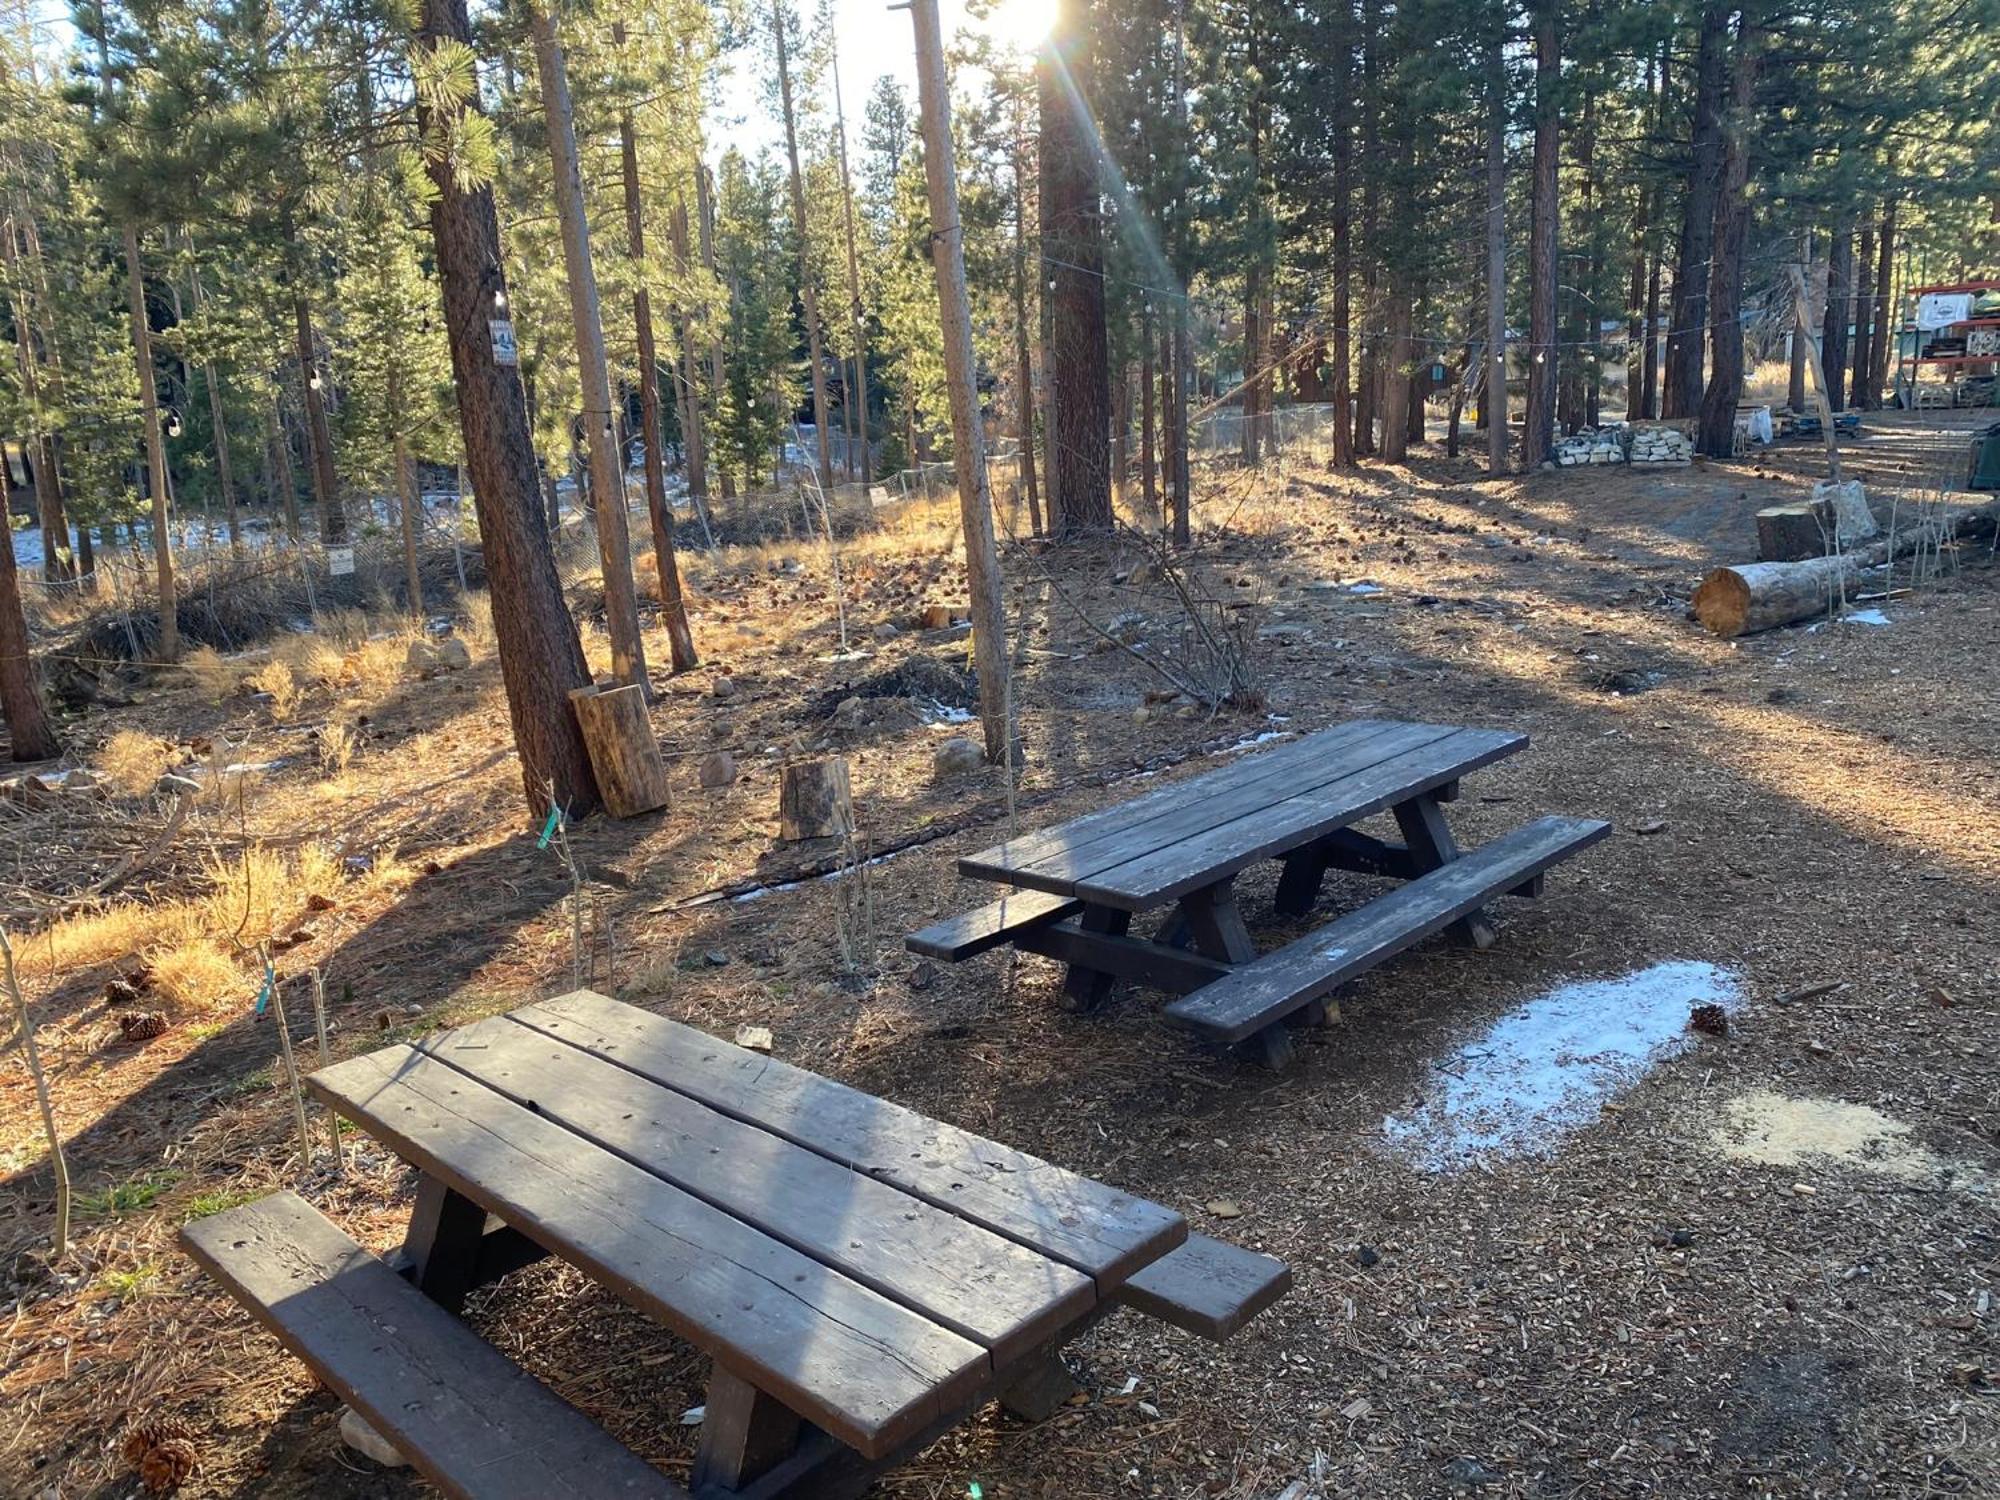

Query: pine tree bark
left=292, top=292, right=344, bottom=545
left=665, top=199, right=709, bottom=510
left=265, top=396, right=300, bottom=538
left=1354, top=0, right=1381, bottom=457
left=1011, top=99, right=1043, bottom=537
left=772, top=0, right=836, bottom=493
left=1484, top=7, right=1507, bottom=472
left=1664, top=5, right=1728, bottom=419
left=530, top=1, right=649, bottom=690
left=1869, top=202, right=1897, bottom=405
left=1039, top=6, right=1113, bottom=534
left=2, top=221, right=74, bottom=584
left=1241, top=21, right=1267, bottom=465
left=1640, top=45, right=1669, bottom=421
left=1138, top=306, right=1156, bottom=520
left=1521, top=0, right=1559, bottom=471
left=1788, top=232, right=1812, bottom=413
left=1169, top=303, right=1191, bottom=544
left=832, top=36, right=871, bottom=486
left=1559, top=89, right=1595, bottom=435
left=613, top=24, right=695, bottom=673
left=695, top=162, right=734, bottom=502
left=123, top=224, right=177, bottom=660
left=1380, top=285, right=1412, bottom=464
left=1821, top=228, right=1852, bottom=413
left=415, top=0, right=598, bottom=817
left=0, top=482, right=58, bottom=760
left=1849, top=226, right=1876, bottom=411
left=912, top=0, right=1009, bottom=765
left=1696, top=14, right=1759, bottom=458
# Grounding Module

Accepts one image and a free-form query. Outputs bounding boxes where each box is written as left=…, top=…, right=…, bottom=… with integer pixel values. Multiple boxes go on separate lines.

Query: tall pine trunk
left=832, top=37, right=871, bottom=486
left=292, top=291, right=344, bottom=545
left=1040, top=5, right=1113, bottom=534
left=0, top=469, right=57, bottom=759
left=415, top=0, right=598, bottom=816
left=1380, top=285, right=1412, bottom=463
left=1559, top=90, right=1594, bottom=435
left=1696, top=15, right=1759, bottom=458
left=1522, top=0, right=1559, bottom=471
left=1483, top=7, right=1507, bottom=472
left=1139, top=308, right=1156, bottom=520
left=1821, top=228, right=1852, bottom=413
left=123, top=224, right=177, bottom=660
left=1869, top=203, right=1897, bottom=406
left=772, top=0, right=836, bottom=493
left=530, top=1, right=649, bottom=689
left=614, top=29, right=695, bottom=672
left=1663, top=6, right=1728, bottom=419
left=1011, top=100, right=1043, bottom=537
left=1849, top=226, right=1876, bottom=411
left=2, top=220, right=75, bottom=584
left=695, top=162, right=734, bottom=501
left=265, top=396, right=300, bottom=538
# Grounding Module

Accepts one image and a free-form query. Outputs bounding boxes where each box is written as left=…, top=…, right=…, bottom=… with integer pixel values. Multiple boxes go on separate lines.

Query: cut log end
left=567, top=683, right=670, bottom=818
left=777, top=758, right=853, bottom=841
left=1691, top=567, right=1756, bottom=637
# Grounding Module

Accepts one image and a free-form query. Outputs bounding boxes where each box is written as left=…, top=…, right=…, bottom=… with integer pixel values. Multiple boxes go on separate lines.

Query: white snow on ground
left=1382, top=960, right=1745, bottom=1172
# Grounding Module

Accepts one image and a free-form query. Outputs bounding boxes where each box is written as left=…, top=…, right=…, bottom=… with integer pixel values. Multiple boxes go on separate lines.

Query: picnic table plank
left=416, top=1017, right=1094, bottom=1366
left=512, top=989, right=1186, bottom=1286
left=306, top=1046, right=988, bottom=1459
left=1077, top=726, right=1528, bottom=908
left=180, top=1191, right=683, bottom=1500
left=989, top=721, right=1457, bottom=894
left=1163, top=815, right=1612, bottom=1041
left=957, top=719, right=1394, bottom=888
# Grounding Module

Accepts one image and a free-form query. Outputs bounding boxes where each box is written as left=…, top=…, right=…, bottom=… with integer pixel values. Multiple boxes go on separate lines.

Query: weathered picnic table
left=911, top=718, right=1610, bottom=1066
left=180, top=989, right=1289, bottom=1500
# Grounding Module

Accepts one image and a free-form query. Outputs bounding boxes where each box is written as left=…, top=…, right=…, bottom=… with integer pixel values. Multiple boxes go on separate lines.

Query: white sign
left=869, top=485, right=889, bottom=505
left=327, top=546, right=356, bottom=577
left=489, top=318, right=519, bottom=366
left=1917, top=293, right=1972, bottom=331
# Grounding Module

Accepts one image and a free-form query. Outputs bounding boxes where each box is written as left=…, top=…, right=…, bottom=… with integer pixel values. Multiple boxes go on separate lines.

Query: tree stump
left=1754, top=503, right=1828, bottom=562
left=777, top=758, right=852, bottom=841
left=567, top=683, right=669, bottom=818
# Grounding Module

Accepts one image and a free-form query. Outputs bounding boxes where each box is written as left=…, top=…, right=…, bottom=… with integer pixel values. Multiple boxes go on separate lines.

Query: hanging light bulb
left=494, top=289, right=508, bottom=310
left=308, top=372, right=323, bottom=390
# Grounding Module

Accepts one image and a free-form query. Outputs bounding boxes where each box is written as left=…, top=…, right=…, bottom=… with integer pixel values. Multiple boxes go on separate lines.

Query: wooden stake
left=1788, top=264, right=1842, bottom=483
left=263, top=952, right=314, bottom=1171
left=1, top=928, right=68, bottom=1257
left=309, top=967, right=341, bottom=1173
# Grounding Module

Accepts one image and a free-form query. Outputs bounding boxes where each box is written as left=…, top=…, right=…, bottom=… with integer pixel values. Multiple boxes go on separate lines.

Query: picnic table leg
left=399, top=1174, right=488, bottom=1313
left=1060, top=903, right=1132, bottom=1011
left=1392, top=793, right=1498, bottom=949
left=997, top=1353, right=1081, bottom=1422
left=692, top=1365, right=805, bottom=1492
left=1178, top=882, right=1300, bottom=1067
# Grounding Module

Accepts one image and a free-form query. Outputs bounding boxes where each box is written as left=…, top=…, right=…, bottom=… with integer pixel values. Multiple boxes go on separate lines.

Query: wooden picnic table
left=182, top=989, right=1290, bottom=1500
left=912, top=718, right=1610, bottom=1065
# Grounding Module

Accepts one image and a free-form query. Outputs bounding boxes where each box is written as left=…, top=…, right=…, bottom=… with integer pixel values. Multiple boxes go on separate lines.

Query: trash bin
left=1969, top=423, right=2000, bottom=492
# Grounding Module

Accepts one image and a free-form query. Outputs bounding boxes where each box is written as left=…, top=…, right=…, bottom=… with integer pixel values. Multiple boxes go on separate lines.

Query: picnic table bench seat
left=179, top=1191, right=684, bottom=1500
left=1114, top=1233, right=1292, bottom=1340
left=1165, top=815, right=1612, bottom=1044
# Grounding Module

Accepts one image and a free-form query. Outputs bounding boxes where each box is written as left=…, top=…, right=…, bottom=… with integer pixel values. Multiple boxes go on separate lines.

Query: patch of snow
left=1842, top=608, right=1891, bottom=626
left=1382, top=960, right=1745, bottom=1173
left=1345, top=581, right=1385, bottom=596
left=1215, top=730, right=1292, bottom=756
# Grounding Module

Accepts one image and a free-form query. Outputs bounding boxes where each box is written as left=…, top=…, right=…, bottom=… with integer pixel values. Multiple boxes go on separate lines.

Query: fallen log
left=1693, top=500, right=1998, bottom=637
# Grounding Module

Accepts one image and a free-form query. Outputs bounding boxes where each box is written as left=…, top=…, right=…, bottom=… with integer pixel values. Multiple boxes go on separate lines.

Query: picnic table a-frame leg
left=1392, top=792, right=1498, bottom=949
left=1059, top=904, right=1132, bottom=1011
left=692, top=1366, right=805, bottom=1492
left=396, top=1173, right=544, bottom=1312
left=1173, top=881, right=1316, bottom=1068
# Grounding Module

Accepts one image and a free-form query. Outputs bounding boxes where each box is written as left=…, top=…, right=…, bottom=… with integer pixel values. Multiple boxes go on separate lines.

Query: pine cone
left=139, top=1437, right=199, bottom=1493
left=119, top=1011, right=171, bottom=1042
left=121, top=1417, right=195, bottom=1466
left=1689, top=1003, right=1730, bottom=1038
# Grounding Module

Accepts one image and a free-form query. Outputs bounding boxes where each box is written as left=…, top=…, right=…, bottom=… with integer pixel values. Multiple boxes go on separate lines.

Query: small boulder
left=697, top=751, right=738, bottom=789
left=434, top=637, right=473, bottom=672
left=339, top=1408, right=409, bottom=1469
left=932, top=736, right=985, bottom=777
left=710, top=675, right=738, bottom=701
left=872, top=621, right=900, bottom=642
left=405, top=640, right=441, bottom=673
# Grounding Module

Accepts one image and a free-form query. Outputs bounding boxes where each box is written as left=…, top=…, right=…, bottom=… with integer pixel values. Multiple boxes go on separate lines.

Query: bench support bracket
left=693, top=1365, right=805, bottom=1492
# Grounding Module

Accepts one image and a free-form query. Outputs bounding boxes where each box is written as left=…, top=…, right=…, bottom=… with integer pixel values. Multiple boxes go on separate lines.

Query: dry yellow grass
left=246, top=659, right=301, bottom=721
left=94, top=729, right=181, bottom=796
left=180, top=646, right=240, bottom=704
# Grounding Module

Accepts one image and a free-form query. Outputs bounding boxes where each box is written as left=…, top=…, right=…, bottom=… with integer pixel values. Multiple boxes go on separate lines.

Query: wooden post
left=777, top=758, right=852, bottom=841
left=910, top=0, right=1011, bottom=768
left=567, top=684, right=669, bottom=817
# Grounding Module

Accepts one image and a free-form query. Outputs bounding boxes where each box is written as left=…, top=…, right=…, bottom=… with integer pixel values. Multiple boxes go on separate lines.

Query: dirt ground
left=4, top=408, right=1998, bottom=1499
